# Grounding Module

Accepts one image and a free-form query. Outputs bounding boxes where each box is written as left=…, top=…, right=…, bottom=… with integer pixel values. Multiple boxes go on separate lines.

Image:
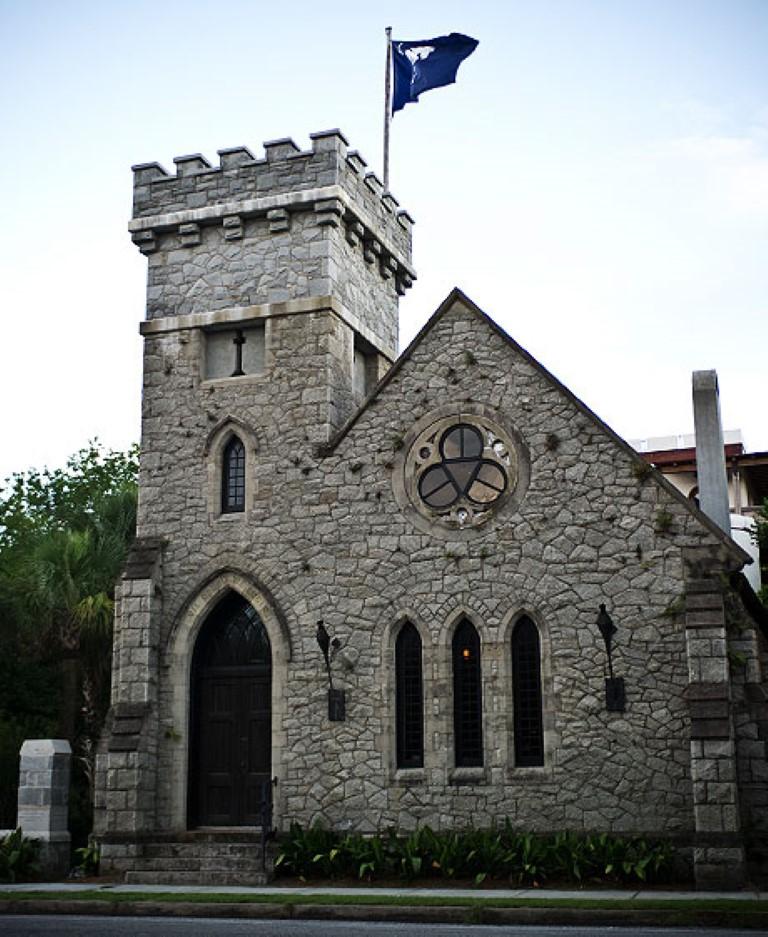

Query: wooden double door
left=189, top=593, right=272, bottom=827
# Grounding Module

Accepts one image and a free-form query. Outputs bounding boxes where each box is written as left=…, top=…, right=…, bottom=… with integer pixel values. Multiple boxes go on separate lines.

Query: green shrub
left=0, top=828, right=40, bottom=883
left=74, top=840, right=100, bottom=876
left=274, top=823, right=675, bottom=886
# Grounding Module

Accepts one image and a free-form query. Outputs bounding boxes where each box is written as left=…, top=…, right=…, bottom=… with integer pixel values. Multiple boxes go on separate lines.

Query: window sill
left=201, top=373, right=266, bottom=388
left=506, top=765, right=552, bottom=782
left=448, top=766, right=488, bottom=786
left=392, top=768, right=426, bottom=786
left=214, top=511, right=246, bottom=522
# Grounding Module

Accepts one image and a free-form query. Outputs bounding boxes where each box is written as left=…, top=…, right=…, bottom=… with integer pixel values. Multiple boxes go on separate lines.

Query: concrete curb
left=1, top=899, right=767, bottom=929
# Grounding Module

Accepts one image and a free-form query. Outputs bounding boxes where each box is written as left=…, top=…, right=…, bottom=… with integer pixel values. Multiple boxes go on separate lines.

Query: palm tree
left=17, top=488, right=136, bottom=756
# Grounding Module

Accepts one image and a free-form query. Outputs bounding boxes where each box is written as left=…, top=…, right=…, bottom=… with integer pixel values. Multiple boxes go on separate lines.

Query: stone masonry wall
left=129, top=297, right=749, bottom=841
left=135, top=307, right=360, bottom=531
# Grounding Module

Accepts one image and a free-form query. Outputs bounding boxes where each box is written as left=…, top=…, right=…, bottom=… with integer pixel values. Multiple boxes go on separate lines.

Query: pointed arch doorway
left=189, top=591, right=272, bottom=827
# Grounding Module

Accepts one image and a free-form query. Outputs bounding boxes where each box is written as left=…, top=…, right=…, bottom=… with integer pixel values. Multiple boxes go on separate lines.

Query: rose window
left=404, top=416, right=520, bottom=532
left=418, top=424, right=507, bottom=509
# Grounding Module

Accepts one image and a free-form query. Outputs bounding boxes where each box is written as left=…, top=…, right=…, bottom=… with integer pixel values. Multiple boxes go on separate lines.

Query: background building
left=632, top=431, right=767, bottom=592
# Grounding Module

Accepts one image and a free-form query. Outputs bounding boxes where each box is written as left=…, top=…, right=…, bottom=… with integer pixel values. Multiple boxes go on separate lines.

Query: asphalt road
left=0, top=919, right=762, bottom=937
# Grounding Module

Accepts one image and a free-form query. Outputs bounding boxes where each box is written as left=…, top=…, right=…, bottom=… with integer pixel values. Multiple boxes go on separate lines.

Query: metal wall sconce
left=316, top=620, right=346, bottom=721
left=596, top=604, right=625, bottom=712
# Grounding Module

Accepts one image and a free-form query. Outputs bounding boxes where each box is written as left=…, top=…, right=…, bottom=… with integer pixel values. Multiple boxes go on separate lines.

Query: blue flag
left=391, top=32, right=479, bottom=114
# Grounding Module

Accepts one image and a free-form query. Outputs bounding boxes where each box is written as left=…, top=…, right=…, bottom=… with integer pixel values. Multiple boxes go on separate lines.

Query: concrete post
left=692, top=370, right=731, bottom=535
left=17, top=739, right=71, bottom=876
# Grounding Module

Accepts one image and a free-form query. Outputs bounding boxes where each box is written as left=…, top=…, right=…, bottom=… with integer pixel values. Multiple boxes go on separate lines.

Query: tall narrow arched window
left=395, top=622, right=423, bottom=769
left=452, top=618, right=483, bottom=767
left=512, top=616, right=544, bottom=766
left=221, top=436, right=245, bottom=513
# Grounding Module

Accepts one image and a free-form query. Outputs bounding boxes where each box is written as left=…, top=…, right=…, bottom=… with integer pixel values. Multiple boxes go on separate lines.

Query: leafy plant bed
left=274, top=823, right=678, bottom=887
left=0, top=829, right=40, bottom=883
left=270, top=874, right=689, bottom=891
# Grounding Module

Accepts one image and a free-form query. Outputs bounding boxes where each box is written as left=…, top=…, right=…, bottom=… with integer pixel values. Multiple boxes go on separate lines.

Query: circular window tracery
left=418, top=424, right=508, bottom=510
left=401, top=413, right=524, bottom=535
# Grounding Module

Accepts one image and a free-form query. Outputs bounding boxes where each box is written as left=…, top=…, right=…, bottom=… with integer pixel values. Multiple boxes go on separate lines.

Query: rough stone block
left=16, top=740, right=71, bottom=875
left=267, top=209, right=290, bottom=233
left=222, top=214, right=243, bottom=240
left=179, top=223, right=201, bottom=247
left=694, top=846, right=745, bottom=889
left=686, top=609, right=726, bottom=627
left=690, top=718, right=731, bottom=740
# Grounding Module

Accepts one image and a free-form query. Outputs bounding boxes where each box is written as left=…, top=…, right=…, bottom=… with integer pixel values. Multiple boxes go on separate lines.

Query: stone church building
left=95, top=129, right=768, bottom=888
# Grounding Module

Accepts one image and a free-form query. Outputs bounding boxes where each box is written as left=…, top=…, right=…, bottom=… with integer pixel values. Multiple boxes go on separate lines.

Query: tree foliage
left=752, top=499, right=768, bottom=606
left=0, top=442, right=138, bottom=552
left=754, top=498, right=768, bottom=551
left=0, top=441, right=139, bottom=831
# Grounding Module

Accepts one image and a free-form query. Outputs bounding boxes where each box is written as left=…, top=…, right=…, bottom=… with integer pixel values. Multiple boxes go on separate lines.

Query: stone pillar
left=692, top=370, right=731, bottom=536
left=17, top=739, right=71, bottom=877
left=683, top=552, right=745, bottom=888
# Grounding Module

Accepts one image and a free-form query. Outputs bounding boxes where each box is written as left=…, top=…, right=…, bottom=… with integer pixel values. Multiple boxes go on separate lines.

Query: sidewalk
left=1, top=880, right=765, bottom=899
left=1, top=880, right=766, bottom=929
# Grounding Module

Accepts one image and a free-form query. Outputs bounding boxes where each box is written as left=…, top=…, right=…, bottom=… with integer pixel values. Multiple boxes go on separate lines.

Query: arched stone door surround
left=189, top=591, right=271, bottom=826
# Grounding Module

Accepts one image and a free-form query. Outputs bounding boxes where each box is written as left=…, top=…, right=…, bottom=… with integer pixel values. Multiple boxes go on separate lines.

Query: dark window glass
left=452, top=619, right=483, bottom=767
left=222, top=437, right=245, bottom=513
left=512, top=616, right=544, bottom=766
left=194, top=591, right=271, bottom=671
left=395, top=622, right=424, bottom=769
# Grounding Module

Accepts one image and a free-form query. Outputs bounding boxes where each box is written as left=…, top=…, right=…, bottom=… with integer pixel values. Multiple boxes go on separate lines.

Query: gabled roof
left=323, top=287, right=751, bottom=567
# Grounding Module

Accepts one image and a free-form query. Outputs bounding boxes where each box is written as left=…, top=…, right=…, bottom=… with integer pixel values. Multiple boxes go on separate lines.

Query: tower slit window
left=512, top=616, right=544, bottom=766
left=452, top=618, right=483, bottom=767
left=395, top=622, right=424, bottom=769
left=221, top=437, right=246, bottom=513
left=353, top=335, right=378, bottom=402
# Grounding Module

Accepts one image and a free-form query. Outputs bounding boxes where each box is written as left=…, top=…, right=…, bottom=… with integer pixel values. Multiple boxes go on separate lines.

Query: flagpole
left=383, top=26, right=392, bottom=190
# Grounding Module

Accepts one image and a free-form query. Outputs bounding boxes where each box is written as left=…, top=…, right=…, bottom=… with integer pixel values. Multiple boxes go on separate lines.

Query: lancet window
left=511, top=616, right=544, bottom=766
left=395, top=622, right=424, bottom=769
left=452, top=618, right=483, bottom=767
left=221, top=436, right=246, bottom=513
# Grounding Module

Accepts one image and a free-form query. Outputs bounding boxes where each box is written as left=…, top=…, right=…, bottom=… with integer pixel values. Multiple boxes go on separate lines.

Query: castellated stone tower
left=129, top=129, right=414, bottom=530
left=94, top=133, right=414, bottom=861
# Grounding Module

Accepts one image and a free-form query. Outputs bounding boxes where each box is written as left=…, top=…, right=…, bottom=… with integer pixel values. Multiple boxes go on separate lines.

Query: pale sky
left=1, top=0, right=766, bottom=482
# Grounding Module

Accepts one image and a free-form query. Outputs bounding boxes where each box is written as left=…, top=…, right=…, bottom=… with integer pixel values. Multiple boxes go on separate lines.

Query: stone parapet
left=128, top=131, right=413, bottom=357
left=130, top=130, right=413, bottom=277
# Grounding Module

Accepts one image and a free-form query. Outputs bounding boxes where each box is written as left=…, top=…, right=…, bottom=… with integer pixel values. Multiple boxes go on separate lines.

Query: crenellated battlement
left=129, top=129, right=414, bottom=291
left=128, top=129, right=414, bottom=356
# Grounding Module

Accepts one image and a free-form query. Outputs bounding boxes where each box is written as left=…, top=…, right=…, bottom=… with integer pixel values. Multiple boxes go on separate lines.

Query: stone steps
left=125, top=869, right=270, bottom=886
left=142, top=843, right=266, bottom=859
left=110, top=835, right=277, bottom=886
left=126, top=856, right=267, bottom=872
